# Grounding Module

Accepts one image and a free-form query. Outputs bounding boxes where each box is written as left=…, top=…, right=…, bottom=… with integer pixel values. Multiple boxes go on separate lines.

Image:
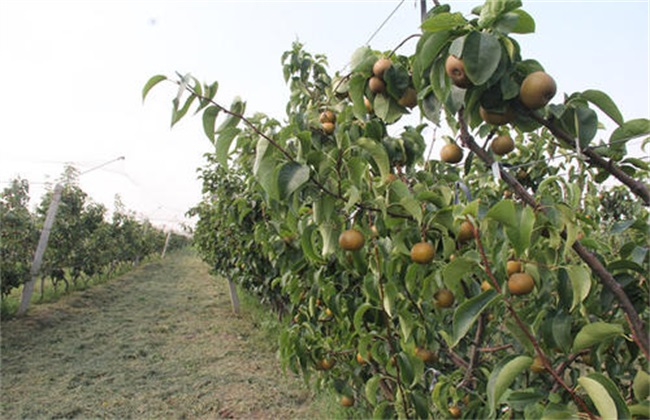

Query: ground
left=1, top=250, right=324, bottom=419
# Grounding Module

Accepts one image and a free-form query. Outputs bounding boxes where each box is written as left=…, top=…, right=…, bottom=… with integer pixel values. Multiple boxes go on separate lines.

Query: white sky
left=1, top=1, right=648, bottom=231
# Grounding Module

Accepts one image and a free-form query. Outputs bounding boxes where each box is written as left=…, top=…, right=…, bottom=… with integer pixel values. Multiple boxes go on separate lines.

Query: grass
left=1, top=249, right=340, bottom=419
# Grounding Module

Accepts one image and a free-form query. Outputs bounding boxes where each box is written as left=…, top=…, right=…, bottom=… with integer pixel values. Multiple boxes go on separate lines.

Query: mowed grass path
left=1, top=250, right=316, bottom=419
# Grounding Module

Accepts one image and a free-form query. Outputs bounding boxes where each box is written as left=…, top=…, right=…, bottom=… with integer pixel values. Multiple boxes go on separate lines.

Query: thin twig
left=458, top=313, right=486, bottom=390
left=550, top=350, right=589, bottom=393
left=479, top=344, right=513, bottom=353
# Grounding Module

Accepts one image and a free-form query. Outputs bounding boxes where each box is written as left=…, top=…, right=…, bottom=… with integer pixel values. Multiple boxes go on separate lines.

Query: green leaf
left=398, top=312, right=415, bottom=342
left=582, top=89, right=624, bottom=126
left=216, top=97, right=245, bottom=133
left=254, top=140, right=279, bottom=200
left=506, top=390, right=546, bottom=411
left=462, top=31, right=502, bottom=85
left=442, top=257, right=477, bottom=289
left=416, top=31, right=452, bottom=74
left=253, top=138, right=270, bottom=176
left=610, top=118, right=650, bottom=145
left=384, top=65, right=410, bottom=99
left=462, top=199, right=480, bottom=217
left=374, top=94, right=390, bottom=121
left=633, top=370, right=650, bottom=402
left=365, top=375, right=381, bottom=406
left=494, top=10, right=535, bottom=34
left=171, top=93, right=196, bottom=127
left=142, top=75, right=167, bottom=102
left=574, top=106, right=598, bottom=148
left=383, top=281, right=398, bottom=318
left=540, top=403, right=577, bottom=419
left=509, top=9, right=535, bottom=34
left=478, top=0, right=523, bottom=28
left=399, top=195, right=423, bottom=224
left=201, top=106, right=220, bottom=143
left=313, top=194, right=336, bottom=224
left=215, top=127, right=240, bottom=168
left=487, top=355, right=533, bottom=412
left=301, top=224, right=325, bottom=264
left=506, top=206, right=534, bottom=257
left=396, top=352, right=415, bottom=385
left=278, top=162, right=310, bottom=198
left=356, top=137, right=390, bottom=180
left=421, top=12, right=467, bottom=32
left=505, top=318, right=534, bottom=354
left=344, top=186, right=361, bottom=213
left=353, top=303, right=374, bottom=333
left=452, top=289, right=500, bottom=347
left=486, top=199, right=516, bottom=227
left=551, top=312, right=573, bottom=353
left=196, top=81, right=219, bottom=113
left=565, top=265, right=591, bottom=312
left=373, top=400, right=393, bottom=419
left=318, top=222, right=338, bottom=258
left=349, top=74, right=367, bottom=121
left=350, top=46, right=377, bottom=74
left=629, top=402, right=650, bottom=418
left=623, top=157, right=650, bottom=170
left=578, top=373, right=630, bottom=419
left=573, top=322, right=624, bottom=352
left=205, top=81, right=219, bottom=101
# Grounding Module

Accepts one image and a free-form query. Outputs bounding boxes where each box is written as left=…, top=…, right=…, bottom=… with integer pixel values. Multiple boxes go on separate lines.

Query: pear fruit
left=491, top=134, right=515, bottom=156
left=440, top=143, right=463, bottom=163
left=372, top=58, right=392, bottom=78
left=445, top=55, right=471, bottom=88
left=480, top=106, right=515, bottom=125
left=520, top=71, right=556, bottom=109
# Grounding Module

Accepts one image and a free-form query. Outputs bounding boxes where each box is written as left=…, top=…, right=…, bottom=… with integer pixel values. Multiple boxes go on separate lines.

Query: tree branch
left=457, top=108, right=649, bottom=360
left=527, top=111, right=650, bottom=206
left=183, top=83, right=414, bottom=221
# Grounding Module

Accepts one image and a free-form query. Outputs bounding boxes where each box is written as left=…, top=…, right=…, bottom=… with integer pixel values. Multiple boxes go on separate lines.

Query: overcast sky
left=1, top=0, right=648, bottom=231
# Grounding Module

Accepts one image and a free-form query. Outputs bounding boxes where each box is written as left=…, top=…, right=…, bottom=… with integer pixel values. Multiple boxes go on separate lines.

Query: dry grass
left=1, top=250, right=329, bottom=419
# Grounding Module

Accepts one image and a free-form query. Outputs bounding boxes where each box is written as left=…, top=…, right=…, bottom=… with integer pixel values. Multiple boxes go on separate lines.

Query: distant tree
left=0, top=178, right=37, bottom=297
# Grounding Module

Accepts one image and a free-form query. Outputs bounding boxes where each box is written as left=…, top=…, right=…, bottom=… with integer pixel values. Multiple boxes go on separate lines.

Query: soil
left=1, top=250, right=318, bottom=419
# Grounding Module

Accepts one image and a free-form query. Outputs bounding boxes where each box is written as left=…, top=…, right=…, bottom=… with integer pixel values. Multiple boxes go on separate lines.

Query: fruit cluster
left=440, top=55, right=557, bottom=164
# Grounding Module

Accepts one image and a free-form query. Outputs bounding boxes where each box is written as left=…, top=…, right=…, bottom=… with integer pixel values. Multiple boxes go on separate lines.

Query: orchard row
left=1, top=168, right=189, bottom=302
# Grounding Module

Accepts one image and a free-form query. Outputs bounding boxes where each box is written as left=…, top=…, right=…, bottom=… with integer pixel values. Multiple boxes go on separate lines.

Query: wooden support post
left=161, top=230, right=172, bottom=258
left=227, top=276, right=240, bottom=315
left=17, top=183, right=64, bottom=316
